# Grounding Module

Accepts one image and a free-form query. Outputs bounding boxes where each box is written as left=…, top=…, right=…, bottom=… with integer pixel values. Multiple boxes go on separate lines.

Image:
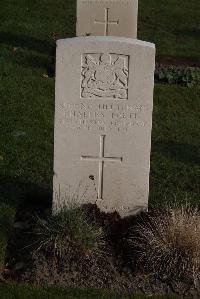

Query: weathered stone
left=76, top=0, right=138, bottom=38
left=53, top=36, right=155, bottom=217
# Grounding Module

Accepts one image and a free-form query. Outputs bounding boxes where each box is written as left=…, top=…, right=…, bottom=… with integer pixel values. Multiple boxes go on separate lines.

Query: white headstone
left=76, top=0, right=138, bottom=38
left=53, top=36, right=155, bottom=217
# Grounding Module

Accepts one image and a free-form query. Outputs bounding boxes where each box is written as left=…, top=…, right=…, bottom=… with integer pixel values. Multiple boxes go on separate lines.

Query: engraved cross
left=94, top=8, right=119, bottom=36
left=81, top=135, right=122, bottom=200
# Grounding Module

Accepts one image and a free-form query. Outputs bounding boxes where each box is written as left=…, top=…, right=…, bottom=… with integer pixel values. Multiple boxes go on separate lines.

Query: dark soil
left=2, top=204, right=200, bottom=298
left=156, top=56, right=200, bottom=67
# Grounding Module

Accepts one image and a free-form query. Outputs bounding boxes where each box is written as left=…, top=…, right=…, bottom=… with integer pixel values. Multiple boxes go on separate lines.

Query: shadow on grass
left=0, top=0, right=76, bottom=54
left=4, top=51, right=55, bottom=74
left=175, top=28, right=200, bottom=39
left=0, top=32, right=54, bottom=55
left=0, top=174, right=51, bottom=268
left=0, top=31, right=56, bottom=75
left=0, top=174, right=51, bottom=209
left=151, top=141, right=200, bottom=165
left=0, top=174, right=52, bottom=270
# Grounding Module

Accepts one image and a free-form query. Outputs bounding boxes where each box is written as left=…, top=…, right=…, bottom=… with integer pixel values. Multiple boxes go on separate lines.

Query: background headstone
left=76, top=0, right=138, bottom=38
left=53, top=36, right=155, bottom=217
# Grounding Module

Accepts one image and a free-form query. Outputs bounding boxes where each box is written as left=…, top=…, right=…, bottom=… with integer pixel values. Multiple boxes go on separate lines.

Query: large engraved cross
left=94, top=8, right=119, bottom=36
left=81, top=135, right=122, bottom=200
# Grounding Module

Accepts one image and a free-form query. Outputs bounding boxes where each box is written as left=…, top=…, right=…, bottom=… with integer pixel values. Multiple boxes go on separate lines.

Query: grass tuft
left=35, top=203, right=106, bottom=258
left=22, top=204, right=118, bottom=288
left=128, top=205, right=200, bottom=286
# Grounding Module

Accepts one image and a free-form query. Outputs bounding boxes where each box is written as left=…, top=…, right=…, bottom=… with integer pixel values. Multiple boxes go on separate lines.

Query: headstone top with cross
left=94, top=8, right=119, bottom=36
left=53, top=36, right=155, bottom=217
left=76, top=0, right=138, bottom=38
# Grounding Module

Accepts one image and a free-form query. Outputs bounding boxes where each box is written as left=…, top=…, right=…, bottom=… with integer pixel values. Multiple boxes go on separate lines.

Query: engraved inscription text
left=59, top=102, right=146, bottom=133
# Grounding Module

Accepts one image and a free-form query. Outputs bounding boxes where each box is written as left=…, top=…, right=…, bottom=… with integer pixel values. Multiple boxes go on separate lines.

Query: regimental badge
left=81, top=53, right=129, bottom=100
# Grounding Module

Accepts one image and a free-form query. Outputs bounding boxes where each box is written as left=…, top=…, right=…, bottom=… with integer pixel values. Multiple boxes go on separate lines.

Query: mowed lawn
left=0, top=283, right=182, bottom=299
left=138, top=0, right=200, bottom=60
left=0, top=0, right=200, bottom=297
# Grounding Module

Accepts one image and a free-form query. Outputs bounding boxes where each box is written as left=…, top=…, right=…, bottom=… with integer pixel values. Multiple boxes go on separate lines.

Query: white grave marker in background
left=76, top=0, right=138, bottom=38
left=53, top=36, right=155, bottom=217
left=94, top=8, right=119, bottom=36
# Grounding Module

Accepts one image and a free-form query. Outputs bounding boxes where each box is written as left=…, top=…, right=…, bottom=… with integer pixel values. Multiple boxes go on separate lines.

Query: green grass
left=0, top=0, right=199, bottom=297
left=150, top=85, right=200, bottom=207
left=0, top=283, right=181, bottom=299
left=138, top=0, right=200, bottom=60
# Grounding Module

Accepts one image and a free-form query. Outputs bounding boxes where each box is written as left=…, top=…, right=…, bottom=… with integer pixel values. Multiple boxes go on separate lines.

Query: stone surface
left=53, top=36, right=155, bottom=217
left=76, top=0, right=138, bottom=38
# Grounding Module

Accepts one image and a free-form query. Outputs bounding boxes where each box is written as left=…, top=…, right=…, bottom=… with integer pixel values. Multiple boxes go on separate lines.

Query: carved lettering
left=60, top=102, right=146, bottom=132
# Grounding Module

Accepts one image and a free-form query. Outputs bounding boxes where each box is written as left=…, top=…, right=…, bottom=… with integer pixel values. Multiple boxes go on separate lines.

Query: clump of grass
left=128, top=206, right=200, bottom=286
left=155, top=66, right=200, bottom=86
left=23, top=203, right=121, bottom=288
left=35, top=203, right=106, bottom=258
